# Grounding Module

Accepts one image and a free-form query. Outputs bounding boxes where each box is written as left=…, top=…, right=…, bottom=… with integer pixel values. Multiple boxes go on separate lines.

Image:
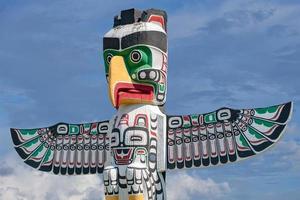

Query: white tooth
left=133, top=184, right=139, bottom=192
left=107, top=186, right=113, bottom=194
left=110, top=168, right=118, bottom=181
left=149, top=71, right=156, bottom=79
left=140, top=71, right=146, bottom=79
left=136, top=169, right=142, bottom=179
left=126, top=167, right=134, bottom=182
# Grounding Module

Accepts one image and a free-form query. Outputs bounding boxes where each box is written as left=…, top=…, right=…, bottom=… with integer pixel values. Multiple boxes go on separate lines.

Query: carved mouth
left=114, top=83, right=154, bottom=108
left=113, top=147, right=134, bottom=165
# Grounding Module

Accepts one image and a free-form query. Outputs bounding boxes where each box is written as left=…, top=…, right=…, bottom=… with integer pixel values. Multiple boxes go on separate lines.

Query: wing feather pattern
left=11, top=121, right=110, bottom=175
left=167, top=102, right=293, bottom=170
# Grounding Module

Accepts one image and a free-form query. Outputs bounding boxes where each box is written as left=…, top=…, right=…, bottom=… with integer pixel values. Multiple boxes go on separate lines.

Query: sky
left=0, top=0, right=300, bottom=199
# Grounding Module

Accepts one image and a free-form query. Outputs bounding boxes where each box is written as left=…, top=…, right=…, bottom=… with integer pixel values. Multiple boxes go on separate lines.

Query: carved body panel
left=104, top=104, right=167, bottom=200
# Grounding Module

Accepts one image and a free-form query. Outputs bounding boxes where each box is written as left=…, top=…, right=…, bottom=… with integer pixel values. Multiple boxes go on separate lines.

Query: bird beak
left=108, top=56, right=133, bottom=108
left=108, top=56, right=154, bottom=109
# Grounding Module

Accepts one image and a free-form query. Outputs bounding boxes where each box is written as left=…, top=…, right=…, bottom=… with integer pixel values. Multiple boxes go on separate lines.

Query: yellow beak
left=108, top=56, right=133, bottom=108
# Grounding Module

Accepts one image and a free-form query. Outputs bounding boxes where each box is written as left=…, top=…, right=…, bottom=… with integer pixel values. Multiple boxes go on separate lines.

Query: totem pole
left=11, top=8, right=293, bottom=200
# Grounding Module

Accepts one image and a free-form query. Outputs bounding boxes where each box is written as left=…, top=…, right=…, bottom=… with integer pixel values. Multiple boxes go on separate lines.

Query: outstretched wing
left=166, top=102, right=293, bottom=170
left=11, top=121, right=110, bottom=175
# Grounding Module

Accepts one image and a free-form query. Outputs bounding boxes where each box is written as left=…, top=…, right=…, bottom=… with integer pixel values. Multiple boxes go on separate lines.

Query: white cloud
left=169, top=0, right=300, bottom=40
left=247, top=122, right=300, bottom=173
left=0, top=153, right=232, bottom=200
left=0, top=154, right=104, bottom=200
left=166, top=172, right=231, bottom=200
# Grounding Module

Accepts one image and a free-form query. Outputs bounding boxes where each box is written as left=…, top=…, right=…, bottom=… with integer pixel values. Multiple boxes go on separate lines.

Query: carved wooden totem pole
left=11, top=8, right=293, bottom=200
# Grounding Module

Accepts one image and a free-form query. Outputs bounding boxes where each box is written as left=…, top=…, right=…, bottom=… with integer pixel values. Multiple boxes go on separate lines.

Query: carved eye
left=124, top=128, right=148, bottom=146
left=110, top=129, right=120, bottom=147
left=130, top=135, right=143, bottom=142
left=130, top=50, right=142, bottom=63
left=106, top=53, right=113, bottom=64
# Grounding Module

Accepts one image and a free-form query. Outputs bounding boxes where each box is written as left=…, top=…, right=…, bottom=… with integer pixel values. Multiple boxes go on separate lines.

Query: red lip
left=114, top=83, right=154, bottom=108
left=113, top=148, right=134, bottom=165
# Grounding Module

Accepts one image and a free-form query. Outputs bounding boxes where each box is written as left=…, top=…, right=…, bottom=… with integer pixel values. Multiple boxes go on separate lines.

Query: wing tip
left=279, top=101, right=293, bottom=125
left=287, top=101, right=293, bottom=123
left=10, top=128, right=21, bottom=146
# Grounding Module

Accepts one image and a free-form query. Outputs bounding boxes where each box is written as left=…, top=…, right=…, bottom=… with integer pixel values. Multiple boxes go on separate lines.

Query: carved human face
left=110, top=114, right=150, bottom=165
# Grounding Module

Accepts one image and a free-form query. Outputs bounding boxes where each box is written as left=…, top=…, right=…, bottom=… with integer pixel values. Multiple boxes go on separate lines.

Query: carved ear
left=148, top=15, right=165, bottom=29
left=141, top=9, right=167, bottom=32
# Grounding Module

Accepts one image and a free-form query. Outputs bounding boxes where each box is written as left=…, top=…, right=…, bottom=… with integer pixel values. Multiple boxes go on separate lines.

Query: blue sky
left=0, top=0, right=300, bottom=199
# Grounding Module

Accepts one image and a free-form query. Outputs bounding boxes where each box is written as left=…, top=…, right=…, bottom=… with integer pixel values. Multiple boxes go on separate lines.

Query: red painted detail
left=184, top=129, right=190, bottom=133
left=134, top=114, right=148, bottom=128
left=114, top=83, right=154, bottom=108
left=264, top=125, right=277, bottom=135
left=148, top=15, right=165, bottom=29
left=183, top=115, right=190, bottom=121
left=194, top=155, right=200, bottom=159
left=192, top=118, right=199, bottom=126
left=270, top=105, right=283, bottom=120
left=150, top=131, right=157, bottom=137
left=119, top=114, right=129, bottom=126
left=137, top=150, right=145, bottom=154
left=168, top=130, right=174, bottom=135
left=220, top=150, right=226, bottom=154
left=161, top=54, right=168, bottom=73
left=192, top=127, right=199, bottom=132
left=98, top=134, right=104, bottom=139
left=208, top=124, right=214, bottom=128
left=199, top=115, right=204, bottom=125
left=113, top=148, right=134, bottom=165
left=91, top=123, right=97, bottom=133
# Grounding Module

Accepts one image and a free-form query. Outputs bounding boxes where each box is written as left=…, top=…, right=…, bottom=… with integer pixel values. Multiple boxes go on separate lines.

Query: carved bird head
left=103, top=8, right=168, bottom=109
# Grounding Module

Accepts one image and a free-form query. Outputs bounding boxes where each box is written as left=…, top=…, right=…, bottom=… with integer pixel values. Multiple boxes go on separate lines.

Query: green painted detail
left=104, top=45, right=163, bottom=99
left=83, top=123, right=92, bottom=134
left=31, top=145, right=44, bottom=157
left=255, top=105, right=279, bottom=114
left=204, top=113, right=217, bottom=123
left=159, top=84, right=165, bottom=92
left=69, top=125, right=79, bottom=135
left=103, top=45, right=152, bottom=75
left=191, top=115, right=198, bottom=120
left=254, top=118, right=274, bottom=127
left=23, top=138, right=39, bottom=148
left=133, top=147, right=148, bottom=163
left=90, top=131, right=98, bottom=135
left=183, top=124, right=191, bottom=128
left=248, top=127, right=264, bottom=139
left=239, top=135, right=250, bottom=147
left=20, top=129, right=37, bottom=136
left=43, top=149, right=53, bottom=162
left=91, top=126, right=98, bottom=135
left=83, top=123, right=91, bottom=130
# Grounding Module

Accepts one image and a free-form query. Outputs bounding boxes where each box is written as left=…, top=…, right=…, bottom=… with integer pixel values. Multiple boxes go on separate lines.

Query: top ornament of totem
left=11, top=8, right=293, bottom=200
